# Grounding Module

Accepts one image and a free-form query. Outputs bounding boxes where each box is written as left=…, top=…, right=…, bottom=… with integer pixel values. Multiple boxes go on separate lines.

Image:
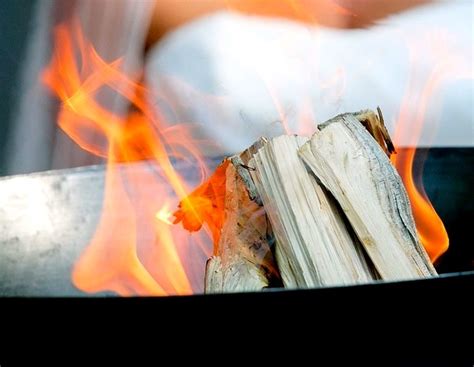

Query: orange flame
left=391, top=31, right=471, bottom=262
left=392, top=148, right=448, bottom=262
left=42, top=20, right=212, bottom=295
left=156, top=203, right=174, bottom=225
left=224, top=0, right=354, bottom=26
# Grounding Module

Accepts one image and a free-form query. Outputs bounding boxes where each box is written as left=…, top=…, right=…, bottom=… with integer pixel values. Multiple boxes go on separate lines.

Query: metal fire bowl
left=0, top=158, right=221, bottom=296
left=0, top=165, right=105, bottom=296
left=0, top=148, right=472, bottom=296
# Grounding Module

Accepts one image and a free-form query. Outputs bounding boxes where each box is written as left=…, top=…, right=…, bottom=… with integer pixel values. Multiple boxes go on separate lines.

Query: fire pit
left=0, top=148, right=472, bottom=296
left=0, top=3, right=472, bottom=310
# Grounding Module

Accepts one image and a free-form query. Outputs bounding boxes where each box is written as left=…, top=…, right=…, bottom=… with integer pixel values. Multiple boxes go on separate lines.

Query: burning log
left=174, top=140, right=280, bottom=293
left=250, top=135, right=375, bottom=288
left=299, top=111, right=436, bottom=279
left=175, top=108, right=437, bottom=293
left=204, top=162, right=274, bottom=292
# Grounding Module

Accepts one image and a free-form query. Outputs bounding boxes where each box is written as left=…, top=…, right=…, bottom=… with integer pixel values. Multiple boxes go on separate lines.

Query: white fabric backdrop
left=146, top=0, right=473, bottom=155
left=6, top=0, right=473, bottom=175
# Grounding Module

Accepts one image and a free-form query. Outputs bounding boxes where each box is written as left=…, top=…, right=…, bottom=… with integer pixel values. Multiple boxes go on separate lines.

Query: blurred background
left=1, top=0, right=472, bottom=177
left=1, top=0, right=153, bottom=175
left=0, top=0, right=36, bottom=175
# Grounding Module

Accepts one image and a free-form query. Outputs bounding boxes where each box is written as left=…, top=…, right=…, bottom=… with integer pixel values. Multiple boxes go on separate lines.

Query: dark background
left=418, top=148, right=473, bottom=273
left=0, top=0, right=37, bottom=176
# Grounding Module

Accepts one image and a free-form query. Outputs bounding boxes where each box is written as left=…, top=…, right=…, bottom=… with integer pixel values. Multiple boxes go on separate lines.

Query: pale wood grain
left=299, top=113, right=436, bottom=280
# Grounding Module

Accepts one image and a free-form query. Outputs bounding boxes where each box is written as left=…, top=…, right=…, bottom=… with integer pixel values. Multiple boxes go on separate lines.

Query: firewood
left=175, top=108, right=436, bottom=292
left=299, top=112, right=436, bottom=280
left=249, top=136, right=375, bottom=288
left=174, top=139, right=280, bottom=293
left=353, top=107, right=395, bottom=157
left=204, top=161, right=277, bottom=292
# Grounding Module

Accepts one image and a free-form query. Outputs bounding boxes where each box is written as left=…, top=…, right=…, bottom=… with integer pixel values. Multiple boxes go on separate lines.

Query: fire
left=173, top=160, right=229, bottom=254
left=390, top=31, right=471, bottom=262
left=156, top=203, right=174, bottom=225
left=391, top=148, right=448, bottom=262
left=225, top=0, right=354, bottom=26
left=42, top=20, right=212, bottom=295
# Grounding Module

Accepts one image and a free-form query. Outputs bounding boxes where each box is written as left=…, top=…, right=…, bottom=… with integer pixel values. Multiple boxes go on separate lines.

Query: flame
left=225, top=0, right=354, bottom=27
left=391, top=148, right=448, bottom=262
left=391, top=31, right=471, bottom=262
left=173, top=160, right=229, bottom=254
left=156, top=203, right=174, bottom=225
left=42, top=20, right=212, bottom=295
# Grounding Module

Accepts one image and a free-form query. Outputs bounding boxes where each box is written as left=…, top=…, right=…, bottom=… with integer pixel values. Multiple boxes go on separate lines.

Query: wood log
left=250, top=135, right=375, bottom=288
left=175, top=108, right=436, bottom=292
left=353, top=107, right=395, bottom=157
left=174, top=139, right=280, bottom=293
left=299, top=112, right=437, bottom=280
left=205, top=161, right=278, bottom=292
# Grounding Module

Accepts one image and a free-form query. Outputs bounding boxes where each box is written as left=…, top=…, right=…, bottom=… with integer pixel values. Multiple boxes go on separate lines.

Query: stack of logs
left=174, top=108, right=436, bottom=293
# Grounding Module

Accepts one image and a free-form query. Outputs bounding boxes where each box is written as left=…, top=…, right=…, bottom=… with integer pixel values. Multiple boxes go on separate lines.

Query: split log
left=250, top=135, right=375, bottom=288
left=299, top=112, right=436, bottom=280
left=174, top=139, right=280, bottom=293
left=175, top=107, right=436, bottom=292
left=204, top=162, right=276, bottom=292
